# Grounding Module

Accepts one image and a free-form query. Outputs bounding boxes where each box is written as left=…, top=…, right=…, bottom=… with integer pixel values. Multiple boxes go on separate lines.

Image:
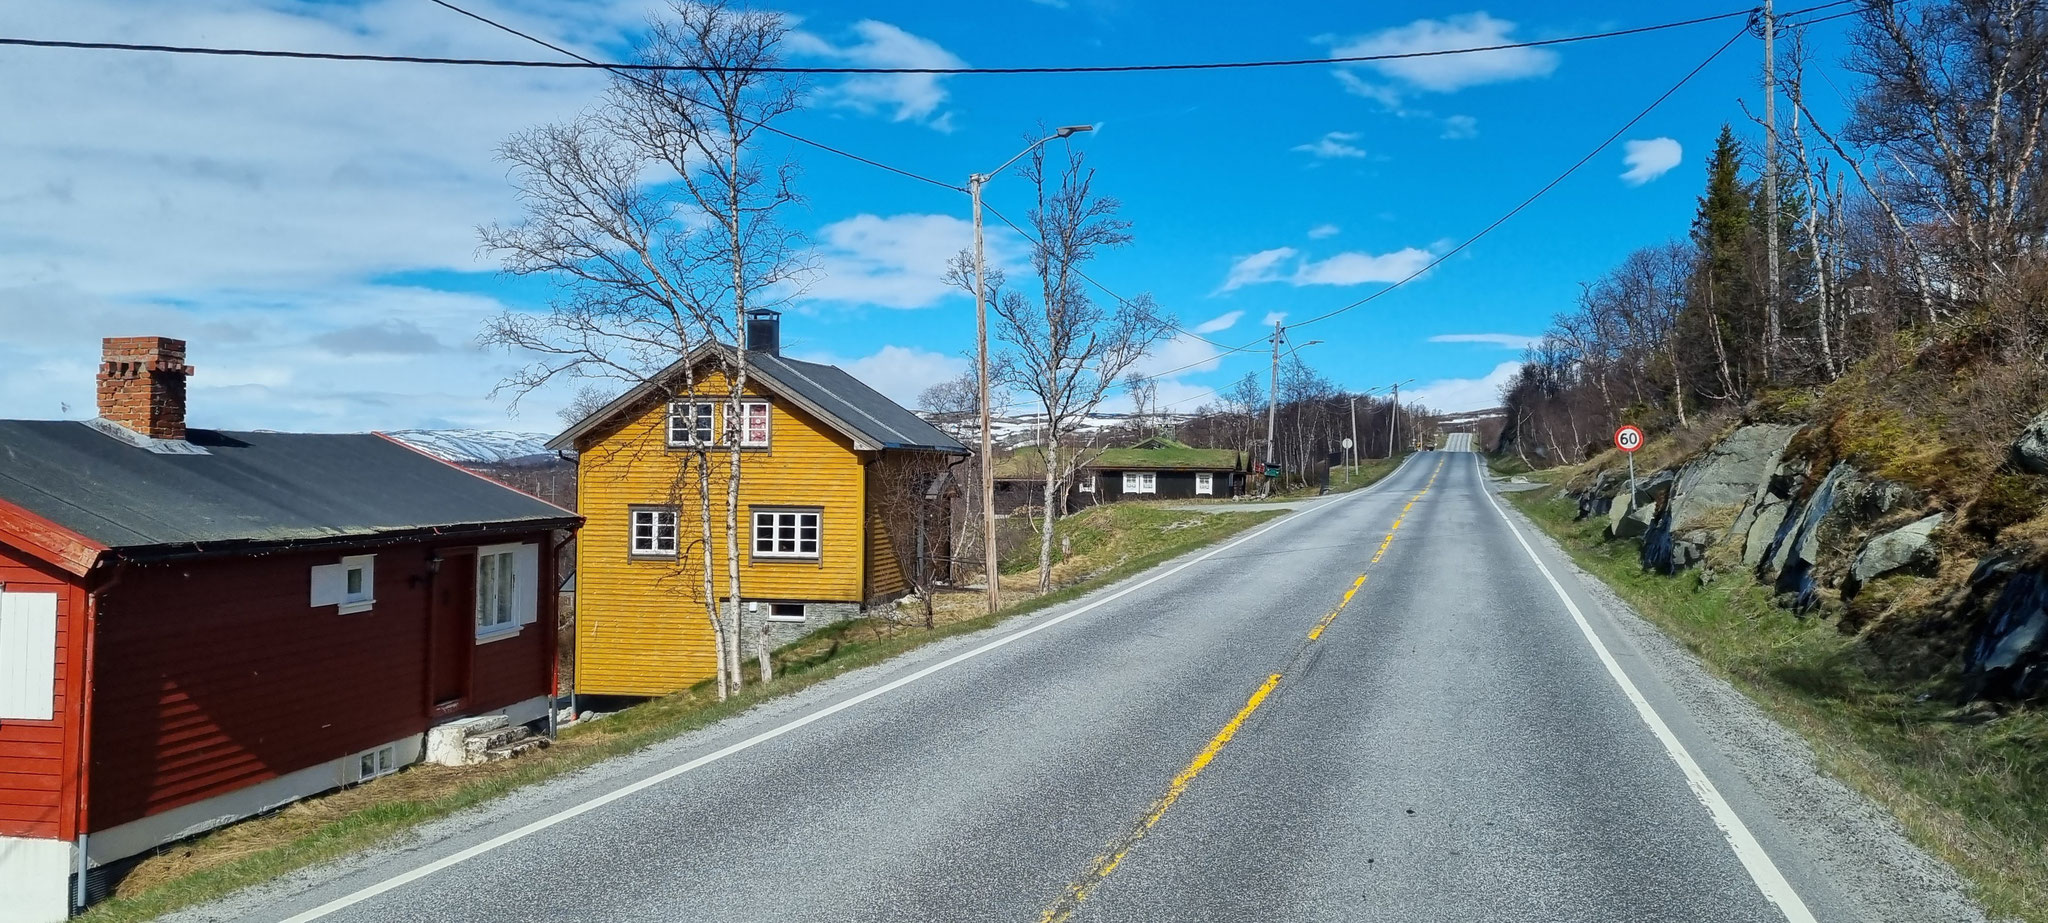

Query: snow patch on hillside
left=384, top=429, right=560, bottom=465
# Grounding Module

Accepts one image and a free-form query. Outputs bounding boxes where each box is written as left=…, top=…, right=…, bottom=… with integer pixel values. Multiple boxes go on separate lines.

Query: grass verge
left=1507, top=487, right=2048, bottom=922
left=80, top=505, right=1283, bottom=923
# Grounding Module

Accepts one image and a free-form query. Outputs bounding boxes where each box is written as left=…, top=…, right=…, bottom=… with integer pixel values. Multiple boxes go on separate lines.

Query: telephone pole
left=1264, top=321, right=1281, bottom=497
left=1387, top=382, right=1400, bottom=457
left=1348, top=394, right=1360, bottom=475
left=1762, top=0, right=1781, bottom=379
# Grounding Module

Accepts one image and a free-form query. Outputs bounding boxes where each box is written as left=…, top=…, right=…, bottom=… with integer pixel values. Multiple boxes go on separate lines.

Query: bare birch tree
left=479, top=1, right=802, bottom=698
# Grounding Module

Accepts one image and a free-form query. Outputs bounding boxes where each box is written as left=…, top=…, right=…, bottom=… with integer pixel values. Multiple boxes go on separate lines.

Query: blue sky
left=0, top=0, right=1860, bottom=431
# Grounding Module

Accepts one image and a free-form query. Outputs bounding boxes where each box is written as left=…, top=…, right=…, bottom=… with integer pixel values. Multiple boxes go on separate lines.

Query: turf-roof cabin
left=546, top=311, right=969, bottom=697
left=992, top=436, right=1249, bottom=513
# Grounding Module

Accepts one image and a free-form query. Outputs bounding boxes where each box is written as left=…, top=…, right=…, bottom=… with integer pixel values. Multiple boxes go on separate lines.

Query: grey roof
left=0, top=420, right=580, bottom=555
left=547, top=347, right=967, bottom=455
left=749, top=353, right=965, bottom=453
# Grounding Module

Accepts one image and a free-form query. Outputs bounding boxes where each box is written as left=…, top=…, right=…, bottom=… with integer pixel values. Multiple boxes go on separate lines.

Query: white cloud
left=795, top=213, right=1022, bottom=309
left=1330, top=13, right=1558, bottom=101
left=1621, top=137, right=1683, bottom=185
left=786, top=20, right=964, bottom=129
left=1220, top=247, right=1300, bottom=292
left=1407, top=360, right=1522, bottom=413
left=1429, top=332, right=1539, bottom=349
left=1293, top=248, right=1433, bottom=286
left=1441, top=115, right=1479, bottom=139
left=1193, top=310, right=1243, bottom=334
left=1261, top=311, right=1288, bottom=326
left=1292, top=131, right=1368, bottom=159
left=1221, top=245, right=1434, bottom=291
left=791, top=344, right=967, bottom=407
left=1307, top=223, right=1341, bottom=239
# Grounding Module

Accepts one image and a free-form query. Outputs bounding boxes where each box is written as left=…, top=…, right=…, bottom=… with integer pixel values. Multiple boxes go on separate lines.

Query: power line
left=422, top=0, right=961, bottom=193
left=1284, top=21, right=1753, bottom=333
left=0, top=6, right=1759, bottom=76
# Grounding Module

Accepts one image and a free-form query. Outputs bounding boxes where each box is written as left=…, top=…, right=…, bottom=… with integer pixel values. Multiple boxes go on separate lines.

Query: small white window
left=1123, top=471, right=1157, bottom=494
left=631, top=507, right=679, bottom=557
left=355, top=744, right=398, bottom=782
left=667, top=401, right=715, bottom=447
left=1078, top=475, right=1094, bottom=494
left=476, top=548, right=518, bottom=637
left=0, top=590, right=58, bottom=721
left=1196, top=472, right=1214, bottom=496
left=767, top=602, right=806, bottom=622
left=752, top=509, right=821, bottom=559
left=331, top=556, right=376, bottom=613
left=739, top=401, right=771, bottom=447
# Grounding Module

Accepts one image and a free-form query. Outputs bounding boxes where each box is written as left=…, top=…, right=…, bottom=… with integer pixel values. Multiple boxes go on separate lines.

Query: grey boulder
left=1845, top=513, right=1944, bottom=596
left=2014, top=410, right=2048, bottom=475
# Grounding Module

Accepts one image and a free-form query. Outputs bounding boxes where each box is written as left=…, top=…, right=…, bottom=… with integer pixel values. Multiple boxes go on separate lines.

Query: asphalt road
left=183, top=452, right=1979, bottom=923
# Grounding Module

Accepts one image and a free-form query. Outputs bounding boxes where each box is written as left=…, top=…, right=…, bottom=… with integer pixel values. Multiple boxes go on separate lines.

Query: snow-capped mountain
left=384, top=429, right=561, bottom=465
left=920, top=411, right=1192, bottom=448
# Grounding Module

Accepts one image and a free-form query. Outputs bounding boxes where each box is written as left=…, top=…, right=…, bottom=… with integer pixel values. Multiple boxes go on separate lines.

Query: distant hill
left=384, top=429, right=559, bottom=465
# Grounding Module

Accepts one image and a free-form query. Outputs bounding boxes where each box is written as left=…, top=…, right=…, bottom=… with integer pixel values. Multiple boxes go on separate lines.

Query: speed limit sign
left=1614, top=424, right=1645, bottom=453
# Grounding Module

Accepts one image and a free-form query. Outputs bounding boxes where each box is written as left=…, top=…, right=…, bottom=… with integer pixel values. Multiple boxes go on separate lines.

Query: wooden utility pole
left=1762, top=0, right=1781, bottom=378
left=1263, top=321, right=1281, bottom=497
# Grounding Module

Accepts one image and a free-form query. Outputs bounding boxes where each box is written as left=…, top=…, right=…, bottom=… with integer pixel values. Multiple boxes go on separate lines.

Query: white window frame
left=355, top=744, right=398, bottom=783
left=1195, top=472, right=1214, bottom=496
left=752, top=509, right=822, bottom=560
left=1078, top=475, right=1094, bottom=494
left=766, top=602, right=807, bottom=623
left=630, top=507, right=679, bottom=558
left=738, top=400, right=771, bottom=447
left=339, top=555, right=375, bottom=615
left=1122, top=471, right=1157, bottom=494
left=0, top=589, right=58, bottom=721
left=667, top=401, right=716, bottom=447
left=475, top=545, right=519, bottom=641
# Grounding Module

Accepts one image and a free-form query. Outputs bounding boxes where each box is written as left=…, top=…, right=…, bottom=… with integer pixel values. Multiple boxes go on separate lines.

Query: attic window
left=739, top=401, right=770, bottom=447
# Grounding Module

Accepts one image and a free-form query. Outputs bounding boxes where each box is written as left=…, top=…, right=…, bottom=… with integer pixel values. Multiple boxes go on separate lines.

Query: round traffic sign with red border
left=1614, top=424, right=1645, bottom=453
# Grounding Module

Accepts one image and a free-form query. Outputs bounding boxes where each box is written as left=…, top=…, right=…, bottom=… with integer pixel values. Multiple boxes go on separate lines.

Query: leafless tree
left=478, top=1, right=802, bottom=697
left=993, top=138, right=1172, bottom=589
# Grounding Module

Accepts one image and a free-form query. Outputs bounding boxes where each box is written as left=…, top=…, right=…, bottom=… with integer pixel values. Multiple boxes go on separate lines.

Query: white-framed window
left=312, top=556, right=376, bottom=614
left=738, top=400, right=771, bottom=447
left=1196, top=472, right=1214, bottom=496
left=477, top=548, right=517, bottom=637
left=355, top=744, right=398, bottom=782
left=767, top=602, right=806, bottom=622
left=752, top=509, right=821, bottom=559
left=0, top=589, right=58, bottom=721
left=474, top=542, right=539, bottom=642
left=1123, top=471, right=1157, bottom=494
left=1078, top=475, right=1094, bottom=494
left=630, top=507, right=678, bottom=558
left=667, top=401, right=715, bottom=447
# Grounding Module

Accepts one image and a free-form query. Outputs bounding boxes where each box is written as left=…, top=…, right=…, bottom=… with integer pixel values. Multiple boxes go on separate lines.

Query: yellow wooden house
left=546, top=311, right=969, bottom=696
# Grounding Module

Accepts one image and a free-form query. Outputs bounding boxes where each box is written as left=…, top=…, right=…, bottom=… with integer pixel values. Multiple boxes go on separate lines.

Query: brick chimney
left=97, top=337, right=194, bottom=440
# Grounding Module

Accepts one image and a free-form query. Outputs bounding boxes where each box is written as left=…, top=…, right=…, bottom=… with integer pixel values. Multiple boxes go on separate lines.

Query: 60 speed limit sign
left=1614, top=424, right=1645, bottom=453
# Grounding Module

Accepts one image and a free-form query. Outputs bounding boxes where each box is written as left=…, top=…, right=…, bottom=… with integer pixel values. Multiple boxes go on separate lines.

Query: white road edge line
left=275, top=457, right=1417, bottom=923
left=1470, top=455, right=1818, bottom=923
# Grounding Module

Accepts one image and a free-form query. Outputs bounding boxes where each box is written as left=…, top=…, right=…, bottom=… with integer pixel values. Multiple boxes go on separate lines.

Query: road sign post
left=1341, top=437, right=1354, bottom=482
left=1614, top=424, right=1645, bottom=509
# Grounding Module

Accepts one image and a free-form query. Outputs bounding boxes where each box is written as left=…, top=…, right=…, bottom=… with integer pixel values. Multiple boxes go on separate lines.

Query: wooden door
left=430, top=549, right=475, bottom=711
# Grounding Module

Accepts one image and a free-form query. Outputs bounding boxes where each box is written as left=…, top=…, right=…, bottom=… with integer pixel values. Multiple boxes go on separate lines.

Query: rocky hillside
left=1555, top=409, right=2048, bottom=704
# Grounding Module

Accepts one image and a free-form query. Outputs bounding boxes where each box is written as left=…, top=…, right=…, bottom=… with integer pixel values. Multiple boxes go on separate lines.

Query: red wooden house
left=0, top=337, right=580, bottom=919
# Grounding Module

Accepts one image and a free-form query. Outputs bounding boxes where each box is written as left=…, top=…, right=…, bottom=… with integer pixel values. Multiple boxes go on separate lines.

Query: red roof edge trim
left=0, top=495, right=107, bottom=577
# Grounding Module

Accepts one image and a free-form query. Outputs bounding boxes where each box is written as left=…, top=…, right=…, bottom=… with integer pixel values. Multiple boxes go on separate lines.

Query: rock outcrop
left=1843, top=513, right=1945, bottom=597
left=2012, top=410, right=2048, bottom=475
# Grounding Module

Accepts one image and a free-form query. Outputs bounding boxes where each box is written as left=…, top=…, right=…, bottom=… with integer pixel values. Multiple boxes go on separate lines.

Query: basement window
left=767, top=603, right=806, bottom=622
left=355, top=744, right=397, bottom=782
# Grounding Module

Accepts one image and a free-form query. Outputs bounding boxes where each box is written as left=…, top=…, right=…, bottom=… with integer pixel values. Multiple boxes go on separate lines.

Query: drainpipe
left=74, top=558, right=119, bottom=913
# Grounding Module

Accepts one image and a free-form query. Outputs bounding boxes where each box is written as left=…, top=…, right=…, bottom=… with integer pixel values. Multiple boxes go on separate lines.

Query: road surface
left=183, top=451, right=1978, bottom=923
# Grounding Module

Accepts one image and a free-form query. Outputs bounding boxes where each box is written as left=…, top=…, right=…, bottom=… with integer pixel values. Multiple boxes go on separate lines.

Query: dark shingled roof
left=0, top=420, right=579, bottom=554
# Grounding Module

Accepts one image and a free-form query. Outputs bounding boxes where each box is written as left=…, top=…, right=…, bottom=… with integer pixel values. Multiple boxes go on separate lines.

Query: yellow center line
left=1036, top=673, right=1284, bottom=923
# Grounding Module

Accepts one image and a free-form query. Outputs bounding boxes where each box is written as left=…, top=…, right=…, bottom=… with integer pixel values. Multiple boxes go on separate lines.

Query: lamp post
left=973, top=124, right=1093, bottom=615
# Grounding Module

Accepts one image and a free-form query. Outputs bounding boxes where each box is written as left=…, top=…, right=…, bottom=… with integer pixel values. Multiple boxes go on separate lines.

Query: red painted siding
left=0, top=538, right=81, bottom=840
left=87, top=532, right=555, bottom=832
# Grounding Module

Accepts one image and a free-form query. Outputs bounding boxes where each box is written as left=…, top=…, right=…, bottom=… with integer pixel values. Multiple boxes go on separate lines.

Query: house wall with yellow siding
left=573, top=369, right=871, bottom=696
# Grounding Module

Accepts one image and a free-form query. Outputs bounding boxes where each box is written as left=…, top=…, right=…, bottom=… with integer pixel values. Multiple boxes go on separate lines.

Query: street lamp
left=972, top=124, right=1093, bottom=615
